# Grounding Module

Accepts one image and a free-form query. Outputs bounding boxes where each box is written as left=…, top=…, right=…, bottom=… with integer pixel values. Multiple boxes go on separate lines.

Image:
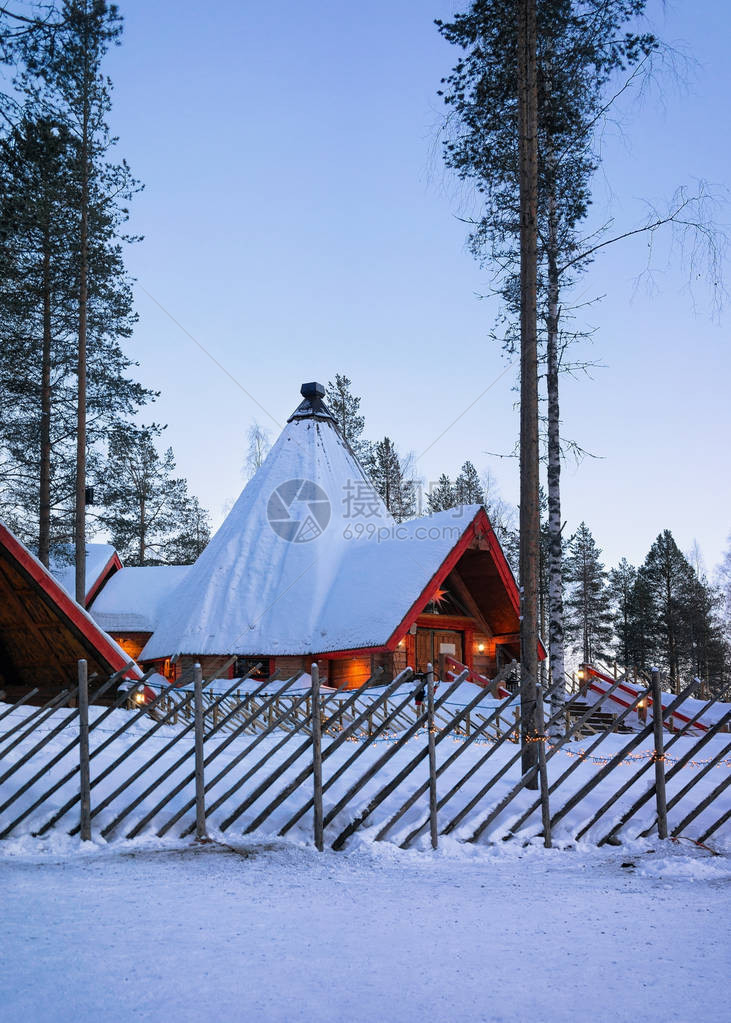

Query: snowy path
left=2, top=839, right=729, bottom=1023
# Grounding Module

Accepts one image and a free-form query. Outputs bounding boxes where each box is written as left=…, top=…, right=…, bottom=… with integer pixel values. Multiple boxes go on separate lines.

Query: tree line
left=320, top=373, right=730, bottom=695
left=0, top=2, right=210, bottom=572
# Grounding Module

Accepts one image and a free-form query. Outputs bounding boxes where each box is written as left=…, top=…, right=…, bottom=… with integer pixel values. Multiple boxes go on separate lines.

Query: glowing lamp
left=477, top=643, right=485, bottom=653
left=134, top=691, right=146, bottom=704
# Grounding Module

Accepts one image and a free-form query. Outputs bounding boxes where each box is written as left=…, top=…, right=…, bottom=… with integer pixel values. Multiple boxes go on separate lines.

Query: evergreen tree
left=427, top=474, right=455, bottom=513
left=97, top=425, right=210, bottom=565
left=453, top=460, right=484, bottom=505
left=626, top=568, right=656, bottom=674
left=639, top=530, right=696, bottom=689
left=326, top=373, right=369, bottom=462
left=623, top=530, right=729, bottom=693
left=608, top=558, right=637, bottom=670
left=15, top=0, right=143, bottom=598
left=0, top=111, right=150, bottom=561
left=564, top=522, right=612, bottom=663
left=437, top=0, right=657, bottom=744
left=367, top=437, right=416, bottom=523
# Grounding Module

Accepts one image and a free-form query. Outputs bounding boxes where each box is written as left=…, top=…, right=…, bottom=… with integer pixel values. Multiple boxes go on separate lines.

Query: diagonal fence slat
left=0, top=688, right=39, bottom=727
left=578, top=700, right=731, bottom=844
left=227, top=670, right=387, bottom=834
left=328, top=674, right=472, bottom=851
left=545, top=679, right=699, bottom=838
left=698, top=802, right=731, bottom=845
left=440, top=676, right=591, bottom=842
left=33, top=668, right=193, bottom=837
left=102, top=661, right=260, bottom=838
left=0, top=688, right=72, bottom=758
left=670, top=771, right=731, bottom=840
left=277, top=668, right=418, bottom=837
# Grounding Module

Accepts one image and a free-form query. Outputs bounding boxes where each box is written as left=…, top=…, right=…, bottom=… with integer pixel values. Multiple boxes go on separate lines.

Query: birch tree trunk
left=546, top=185, right=566, bottom=736
left=517, top=0, right=540, bottom=785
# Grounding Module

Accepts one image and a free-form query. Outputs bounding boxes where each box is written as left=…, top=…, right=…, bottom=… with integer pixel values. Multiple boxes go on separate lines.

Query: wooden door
left=415, top=629, right=463, bottom=674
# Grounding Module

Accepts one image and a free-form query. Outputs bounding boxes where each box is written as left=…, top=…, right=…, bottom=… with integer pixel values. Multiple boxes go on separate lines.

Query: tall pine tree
left=608, top=558, right=637, bottom=670
left=326, top=373, right=369, bottom=462
left=564, top=522, right=612, bottom=663
left=97, top=424, right=210, bottom=566
left=454, top=460, right=484, bottom=505
left=16, top=0, right=143, bottom=597
left=367, top=437, right=416, bottom=523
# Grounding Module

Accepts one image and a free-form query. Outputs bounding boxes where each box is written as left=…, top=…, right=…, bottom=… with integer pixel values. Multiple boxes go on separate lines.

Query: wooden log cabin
left=113, top=382, right=534, bottom=688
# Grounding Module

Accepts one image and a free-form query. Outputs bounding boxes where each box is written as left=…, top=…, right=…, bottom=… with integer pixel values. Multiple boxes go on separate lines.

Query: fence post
left=78, top=659, right=91, bottom=841
left=194, top=662, right=207, bottom=841
left=312, top=663, right=324, bottom=851
left=536, top=684, right=551, bottom=848
left=650, top=667, right=669, bottom=840
left=427, top=663, right=438, bottom=850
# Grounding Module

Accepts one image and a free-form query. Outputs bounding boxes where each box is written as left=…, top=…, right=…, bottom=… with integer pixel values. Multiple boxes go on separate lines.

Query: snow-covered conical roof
left=141, top=383, right=396, bottom=660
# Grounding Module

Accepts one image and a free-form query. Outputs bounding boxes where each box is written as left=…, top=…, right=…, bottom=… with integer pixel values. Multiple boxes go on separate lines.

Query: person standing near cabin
left=414, top=680, right=426, bottom=718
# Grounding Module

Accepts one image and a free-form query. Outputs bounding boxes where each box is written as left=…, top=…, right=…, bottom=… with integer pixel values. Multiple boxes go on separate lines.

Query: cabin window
left=234, top=656, right=269, bottom=680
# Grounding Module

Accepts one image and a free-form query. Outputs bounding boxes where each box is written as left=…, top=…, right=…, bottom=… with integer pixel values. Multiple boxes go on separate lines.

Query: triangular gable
left=0, top=522, right=140, bottom=692
left=383, top=506, right=520, bottom=650
left=50, top=542, right=123, bottom=607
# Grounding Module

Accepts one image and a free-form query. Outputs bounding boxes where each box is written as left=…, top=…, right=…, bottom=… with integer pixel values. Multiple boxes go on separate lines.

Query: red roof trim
left=315, top=647, right=385, bottom=660
left=383, top=507, right=545, bottom=660
left=0, top=522, right=139, bottom=679
left=84, top=550, right=123, bottom=607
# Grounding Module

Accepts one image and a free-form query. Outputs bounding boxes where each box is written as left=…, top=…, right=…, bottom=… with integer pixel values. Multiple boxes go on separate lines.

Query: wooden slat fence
left=0, top=659, right=728, bottom=854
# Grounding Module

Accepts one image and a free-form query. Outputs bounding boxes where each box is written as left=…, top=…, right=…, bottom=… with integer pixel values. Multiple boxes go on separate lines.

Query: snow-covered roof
left=0, top=521, right=141, bottom=685
left=89, top=565, right=191, bottom=633
left=141, top=382, right=513, bottom=662
left=50, top=543, right=120, bottom=605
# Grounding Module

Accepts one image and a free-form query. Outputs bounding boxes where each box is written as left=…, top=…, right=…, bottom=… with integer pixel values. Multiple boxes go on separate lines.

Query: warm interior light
left=477, top=643, right=485, bottom=653
left=577, top=669, right=586, bottom=680
left=134, top=691, right=146, bottom=704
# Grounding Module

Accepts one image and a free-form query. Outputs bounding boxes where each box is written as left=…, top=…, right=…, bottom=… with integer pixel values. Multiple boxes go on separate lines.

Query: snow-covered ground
left=1, top=837, right=729, bottom=1023
left=2, top=697, right=730, bottom=1021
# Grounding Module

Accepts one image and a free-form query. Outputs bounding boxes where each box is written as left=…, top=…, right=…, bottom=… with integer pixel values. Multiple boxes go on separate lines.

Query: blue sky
left=105, top=0, right=730, bottom=574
